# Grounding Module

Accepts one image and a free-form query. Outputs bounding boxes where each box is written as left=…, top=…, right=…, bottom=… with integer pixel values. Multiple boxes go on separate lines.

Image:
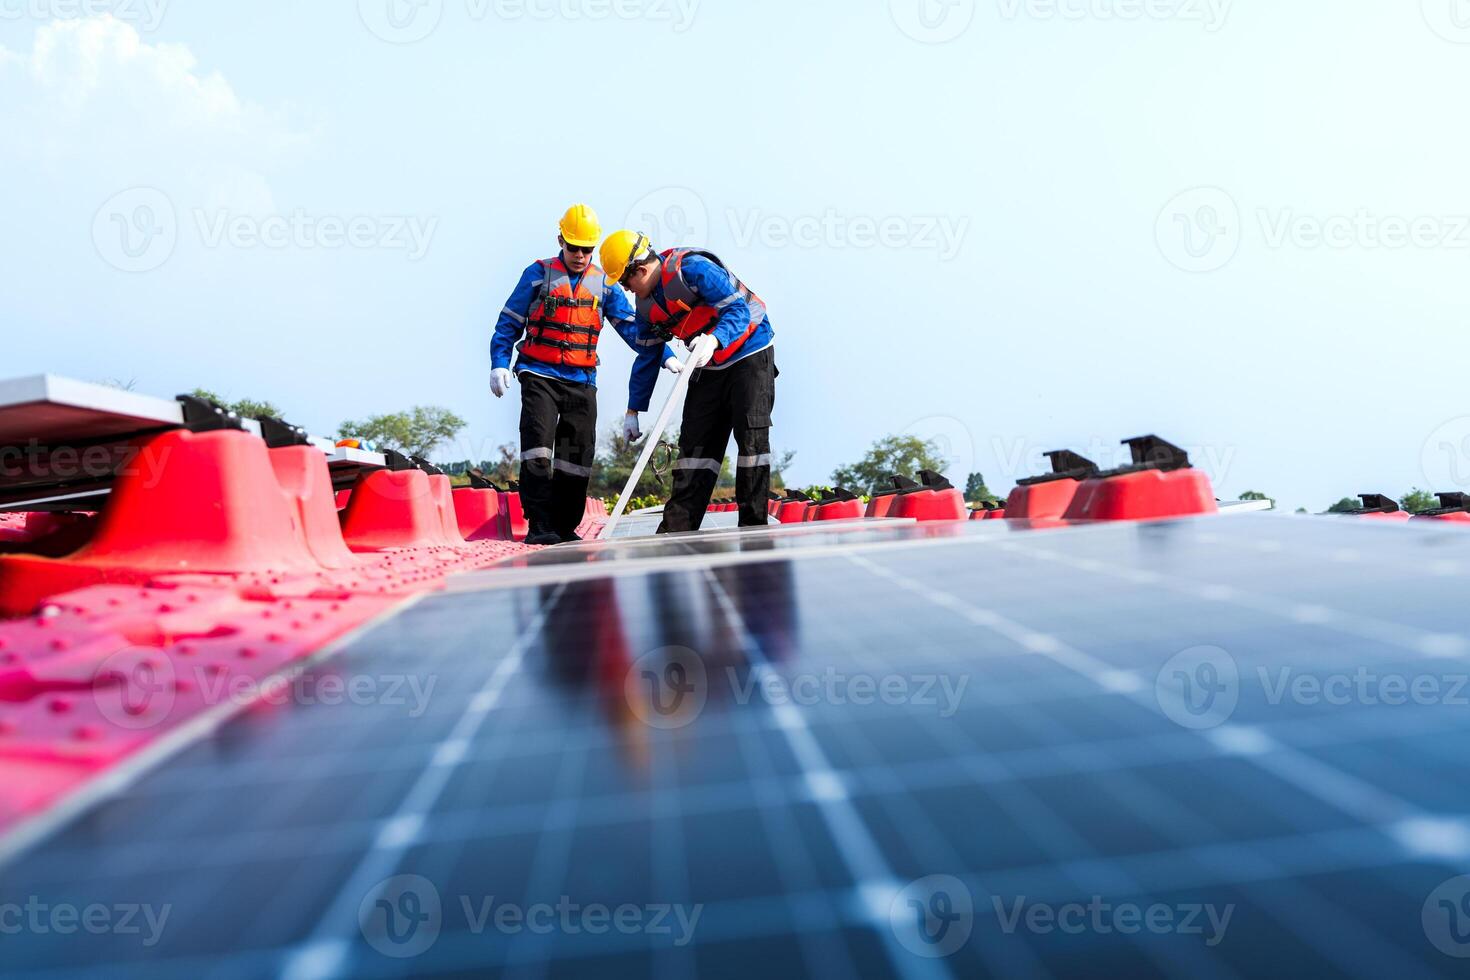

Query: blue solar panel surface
left=2, top=514, right=1470, bottom=978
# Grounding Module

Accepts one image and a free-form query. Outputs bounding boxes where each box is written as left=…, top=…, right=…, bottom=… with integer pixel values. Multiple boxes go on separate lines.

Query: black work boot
left=525, top=524, right=562, bottom=546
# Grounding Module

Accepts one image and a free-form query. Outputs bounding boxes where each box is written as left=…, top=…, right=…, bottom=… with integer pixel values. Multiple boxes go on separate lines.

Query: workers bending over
left=600, top=230, right=777, bottom=532
left=491, top=205, right=680, bottom=545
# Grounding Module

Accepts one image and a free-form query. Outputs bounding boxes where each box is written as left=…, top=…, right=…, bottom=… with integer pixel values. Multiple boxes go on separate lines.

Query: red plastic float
left=1006, top=450, right=1100, bottom=520
left=1338, top=493, right=1413, bottom=522
left=1063, top=436, right=1219, bottom=522
left=1411, top=493, right=1470, bottom=525
left=812, top=488, right=864, bottom=522
left=889, top=471, right=968, bottom=522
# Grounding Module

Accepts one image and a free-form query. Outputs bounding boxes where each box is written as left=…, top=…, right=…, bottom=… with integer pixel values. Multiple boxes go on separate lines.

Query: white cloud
left=0, top=15, right=309, bottom=212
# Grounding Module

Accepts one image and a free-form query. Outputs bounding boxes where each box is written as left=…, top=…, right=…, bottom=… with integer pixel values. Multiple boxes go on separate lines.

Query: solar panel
left=1, top=513, right=1469, bottom=978
left=0, top=375, right=387, bottom=507
left=0, top=376, right=185, bottom=446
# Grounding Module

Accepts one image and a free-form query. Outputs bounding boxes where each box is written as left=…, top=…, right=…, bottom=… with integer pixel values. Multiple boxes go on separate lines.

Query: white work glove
left=623, top=411, right=642, bottom=442
left=688, top=334, right=719, bottom=369
left=664, top=355, right=684, bottom=375
left=490, top=368, right=512, bottom=399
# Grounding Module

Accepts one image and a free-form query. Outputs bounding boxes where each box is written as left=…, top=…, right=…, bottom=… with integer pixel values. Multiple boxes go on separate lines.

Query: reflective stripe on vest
left=519, top=257, right=607, bottom=370
left=636, top=249, right=767, bottom=366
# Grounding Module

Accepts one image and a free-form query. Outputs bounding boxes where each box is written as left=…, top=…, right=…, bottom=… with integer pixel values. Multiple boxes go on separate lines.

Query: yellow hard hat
left=600, top=229, right=654, bottom=285
left=558, top=204, right=603, bottom=248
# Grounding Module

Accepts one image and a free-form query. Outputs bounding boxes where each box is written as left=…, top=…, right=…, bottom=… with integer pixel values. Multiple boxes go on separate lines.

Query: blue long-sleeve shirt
left=492, top=259, right=673, bottom=412
left=635, top=253, right=775, bottom=371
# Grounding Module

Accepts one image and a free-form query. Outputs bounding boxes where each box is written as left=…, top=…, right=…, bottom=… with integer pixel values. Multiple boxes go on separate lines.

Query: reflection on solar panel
left=3, top=514, right=1470, bottom=978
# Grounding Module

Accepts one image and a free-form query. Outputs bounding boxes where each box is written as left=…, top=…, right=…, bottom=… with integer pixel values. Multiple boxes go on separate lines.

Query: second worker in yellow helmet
left=601, top=229, right=778, bottom=532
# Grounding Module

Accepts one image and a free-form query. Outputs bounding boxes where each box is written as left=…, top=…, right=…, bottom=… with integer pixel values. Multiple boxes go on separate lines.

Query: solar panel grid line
left=1000, top=539, right=1467, bottom=659
left=495, top=704, right=601, bottom=980
left=0, top=589, right=438, bottom=871
left=1058, top=746, right=1422, bottom=975
left=1186, top=526, right=1467, bottom=579
left=280, top=583, right=568, bottom=980
left=646, top=727, right=700, bottom=980
left=18, top=717, right=1258, bottom=893
left=698, top=567, right=952, bottom=980
left=1006, top=708, right=1421, bottom=979
left=445, top=523, right=1033, bottom=594
left=727, top=683, right=873, bottom=980
left=843, top=552, right=1453, bottom=855
left=823, top=573, right=1238, bottom=980
left=837, top=544, right=1467, bottom=971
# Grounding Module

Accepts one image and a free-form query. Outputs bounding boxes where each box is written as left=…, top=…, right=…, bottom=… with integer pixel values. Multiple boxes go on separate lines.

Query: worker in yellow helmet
left=491, top=206, right=680, bottom=545
left=601, top=229, right=778, bottom=532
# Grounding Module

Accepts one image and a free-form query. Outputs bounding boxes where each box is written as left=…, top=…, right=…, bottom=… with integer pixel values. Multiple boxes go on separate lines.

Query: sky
left=3, top=0, right=1470, bottom=512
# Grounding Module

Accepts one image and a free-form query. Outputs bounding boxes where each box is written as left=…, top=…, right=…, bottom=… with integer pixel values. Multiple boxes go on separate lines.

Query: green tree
left=832, top=435, right=948, bottom=494
left=338, top=406, right=466, bottom=458
left=1325, top=497, right=1362, bottom=514
left=1402, top=488, right=1437, bottom=513
left=1240, top=490, right=1276, bottom=511
left=964, top=472, right=1000, bottom=505
left=190, top=388, right=283, bottom=420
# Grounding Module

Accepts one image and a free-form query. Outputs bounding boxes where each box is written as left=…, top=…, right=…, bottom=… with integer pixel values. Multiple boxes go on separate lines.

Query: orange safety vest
left=518, top=256, right=606, bottom=370
left=637, top=249, right=767, bottom=367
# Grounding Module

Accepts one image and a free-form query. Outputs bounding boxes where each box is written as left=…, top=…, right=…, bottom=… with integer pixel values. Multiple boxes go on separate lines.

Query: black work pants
left=519, top=373, right=597, bottom=539
left=659, top=346, right=777, bottom=533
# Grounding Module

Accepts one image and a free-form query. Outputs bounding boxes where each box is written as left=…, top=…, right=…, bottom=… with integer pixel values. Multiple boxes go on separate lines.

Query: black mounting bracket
left=176, top=394, right=245, bottom=433
left=256, top=416, right=311, bottom=449
left=1018, top=449, right=1101, bottom=486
